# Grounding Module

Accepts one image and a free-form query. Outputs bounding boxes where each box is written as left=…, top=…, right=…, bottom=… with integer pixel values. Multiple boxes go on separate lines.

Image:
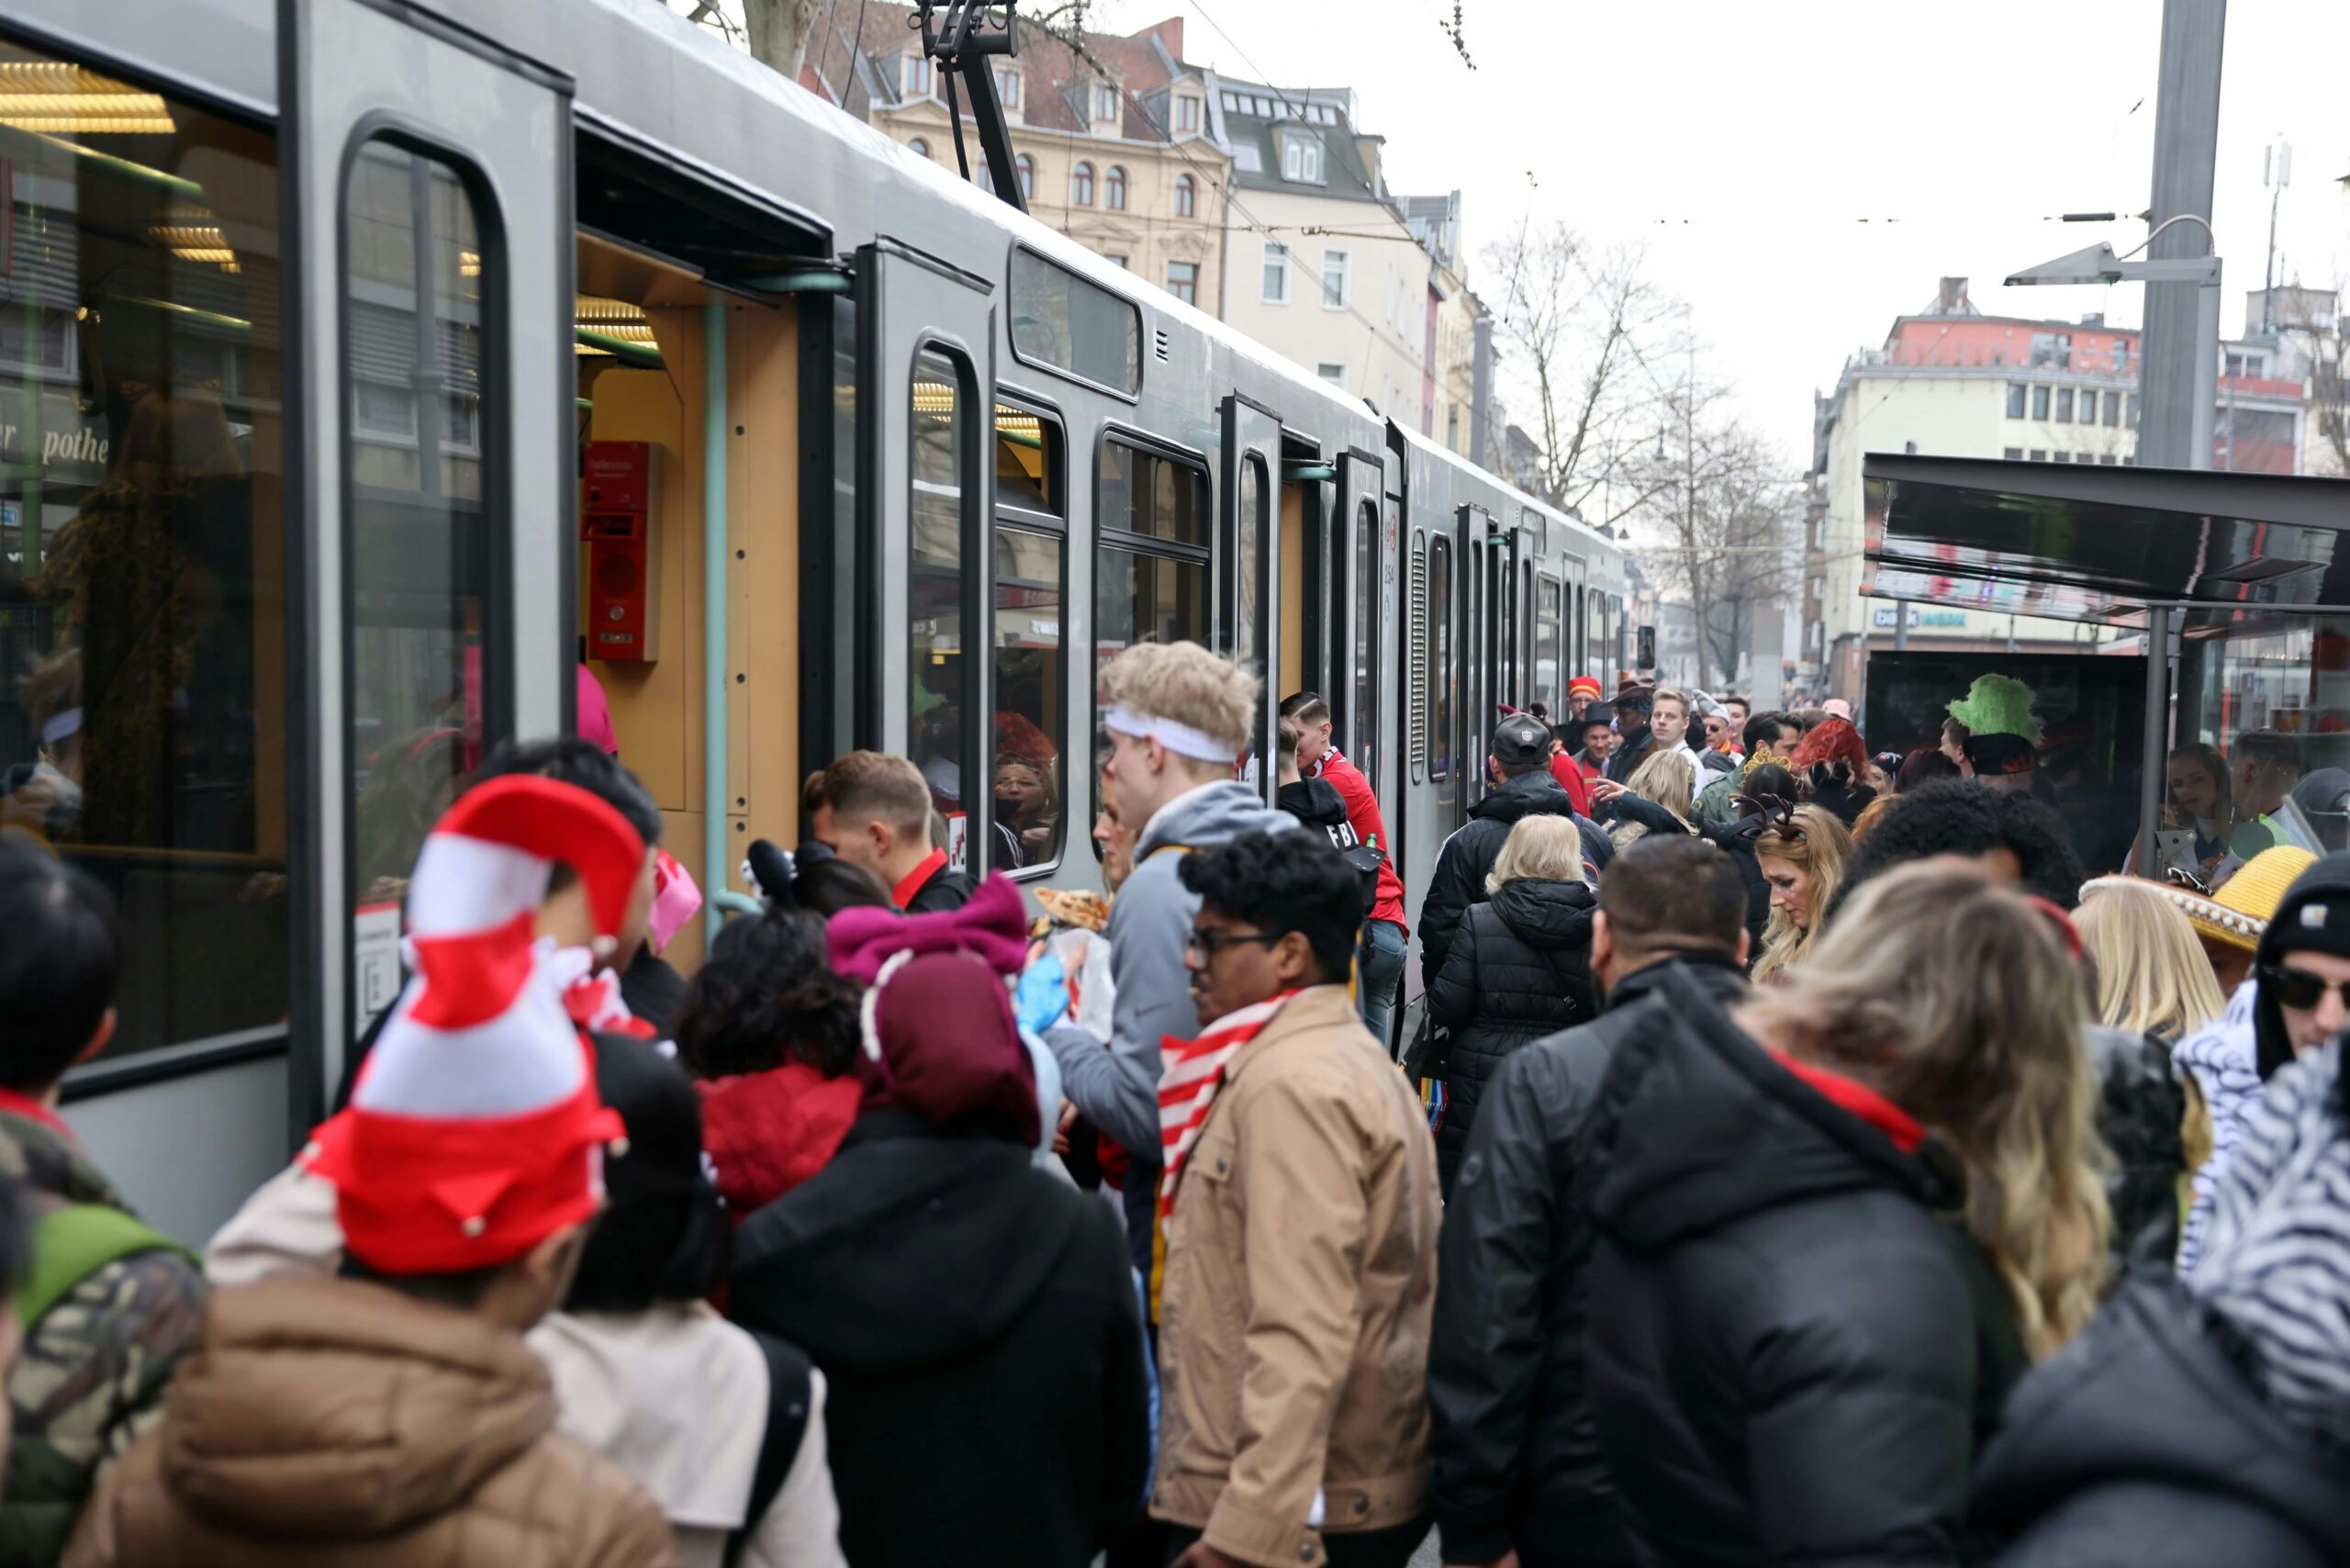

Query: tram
left=1, top=0, right=1629, bottom=1240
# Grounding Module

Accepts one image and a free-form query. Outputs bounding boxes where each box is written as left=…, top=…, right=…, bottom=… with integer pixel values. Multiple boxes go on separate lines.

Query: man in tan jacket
left=66, top=776, right=678, bottom=1568
left=1153, top=831, right=1441, bottom=1568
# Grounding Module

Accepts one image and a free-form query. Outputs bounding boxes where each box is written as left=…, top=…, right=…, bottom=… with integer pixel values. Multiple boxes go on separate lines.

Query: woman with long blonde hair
left=2075, top=879, right=2226, bottom=1043
left=1622, top=748, right=1696, bottom=823
left=1749, top=803, right=1852, bottom=983
left=1584, top=862, right=2109, bottom=1564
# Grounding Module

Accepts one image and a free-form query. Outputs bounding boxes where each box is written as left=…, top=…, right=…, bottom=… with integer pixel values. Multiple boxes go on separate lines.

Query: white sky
left=1094, top=0, right=2350, bottom=467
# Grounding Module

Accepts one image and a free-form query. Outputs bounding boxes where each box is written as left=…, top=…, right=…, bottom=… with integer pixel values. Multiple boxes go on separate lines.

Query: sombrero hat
left=2080, top=844, right=2320, bottom=954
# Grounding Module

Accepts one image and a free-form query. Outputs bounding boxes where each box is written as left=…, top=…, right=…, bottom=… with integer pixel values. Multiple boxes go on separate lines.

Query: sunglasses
left=2259, top=965, right=2350, bottom=1013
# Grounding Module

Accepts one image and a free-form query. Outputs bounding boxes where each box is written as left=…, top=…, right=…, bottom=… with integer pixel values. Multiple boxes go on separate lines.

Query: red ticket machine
left=583, top=441, right=660, bottom=661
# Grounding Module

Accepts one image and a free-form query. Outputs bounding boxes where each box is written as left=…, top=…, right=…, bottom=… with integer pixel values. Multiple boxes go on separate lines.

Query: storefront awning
left=1862, top=454, right=2350, bottom=624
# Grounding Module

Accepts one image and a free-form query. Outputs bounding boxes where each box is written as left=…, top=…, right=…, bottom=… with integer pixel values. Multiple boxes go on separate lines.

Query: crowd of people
left=0, top=644, right=2346, bottom=1567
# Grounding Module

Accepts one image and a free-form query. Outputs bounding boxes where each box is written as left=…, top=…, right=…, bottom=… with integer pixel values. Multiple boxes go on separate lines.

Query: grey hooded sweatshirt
left=1046, top=781, right=1295, bottom=1260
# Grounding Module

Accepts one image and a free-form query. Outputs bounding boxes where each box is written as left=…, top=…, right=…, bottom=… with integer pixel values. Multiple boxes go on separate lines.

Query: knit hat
left=2085, top=844, right=2319, bottom=954
left=1567, top=676, right=1602, bottom=702
left=1946, top=675, right=2044, bottom=745
left=305, top=775, right=644, bottom=1274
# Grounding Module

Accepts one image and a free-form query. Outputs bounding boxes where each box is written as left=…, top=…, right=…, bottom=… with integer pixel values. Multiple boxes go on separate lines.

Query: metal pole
left=2191, top=270, right=2221, bottom=471
left=703, top=302, right=729, bottom=945
left=1893, top=599, right=1908, bottom=652
left=2137, top=603, right=2171, bottom=877
left=2139, top=0, right=2225, bottom=469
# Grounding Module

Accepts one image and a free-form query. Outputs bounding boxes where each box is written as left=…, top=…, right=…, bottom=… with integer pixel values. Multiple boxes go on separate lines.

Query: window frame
left=1173, top=173, right=1196, bottom=218
left=1321, top=249, right=1348, bottom=309
left=1262, top=241, right=1288, bottom=303
left=995, top=67, right=1021, bottom=108
left=1014, top=152, right=1035, bottom=200
left=1166, top=260, right=1198, bottom=305
left=1104, top=164, right=1126, bottom=210
left=1004, top=244, right=1142, bottom=401
left=2055, top=387, right=2074, bottom=423
left=909, top=137, right=930, bottom=159
left=990, top=394, right=1071, bottom=879
left=2006, top=382, right=2027, bottom=418
left=1070, top=161, right=1094, bottom=206
left=1091, top=427, right=1215, bottom=822
left=902, top=339, right=987, bottom=875
left=1175, top=95, right=1201, bottom=133
left=2031, top=385, right=2051, bottom=420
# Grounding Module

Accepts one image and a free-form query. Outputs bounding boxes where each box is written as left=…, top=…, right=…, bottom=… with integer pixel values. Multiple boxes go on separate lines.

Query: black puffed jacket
left=1974, top=1276, right=2350, bottom=1568
left=1416, top=770, right=1613, bottom=990
left=1583, top=967, right=2028, bottom=1567
left=1428, top=953, right=1747, bottom=1568
left=1427, top=877, right=1598, bottom=1190
left=2087, top=1025, right=2187, bottom=1270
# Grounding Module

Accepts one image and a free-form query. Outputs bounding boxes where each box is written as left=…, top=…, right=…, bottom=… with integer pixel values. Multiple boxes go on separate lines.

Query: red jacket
left=1311, top=748, right=1408, bottom=934
left=1548, top=753, right=1595, bottom=817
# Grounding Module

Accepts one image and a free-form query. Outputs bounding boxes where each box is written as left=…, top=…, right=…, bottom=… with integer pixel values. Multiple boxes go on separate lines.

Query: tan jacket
left=1151, top=985, right=1440, bottom=1568
left=62, top=1276, right=678, bottom=1568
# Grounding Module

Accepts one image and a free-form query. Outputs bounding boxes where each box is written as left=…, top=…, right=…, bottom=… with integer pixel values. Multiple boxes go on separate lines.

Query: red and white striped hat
left=305, top=774, right=644, bottom=1274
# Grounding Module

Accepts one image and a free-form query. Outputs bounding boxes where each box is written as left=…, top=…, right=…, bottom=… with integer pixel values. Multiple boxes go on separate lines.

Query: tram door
left=856, top=241, right=997, bottom=874
left=1222, top=397, right=1281, bottom=796
left=1336, top=448, right=1386, bottom=804
left=282, top=0, right=575, bottom=1134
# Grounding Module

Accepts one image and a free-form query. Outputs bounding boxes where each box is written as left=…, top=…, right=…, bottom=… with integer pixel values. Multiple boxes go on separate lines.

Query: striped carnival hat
left=2081, top=844, right=2319, bottom=955
left=304, top=775, right=645, bottom=1273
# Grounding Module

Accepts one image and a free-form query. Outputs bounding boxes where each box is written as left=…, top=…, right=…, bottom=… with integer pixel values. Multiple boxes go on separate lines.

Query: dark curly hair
left=1823, top=778, right=2086, bottom=924
left=1178, top=829, right=1364, bottom=982
left=674, top=908, right=860, bottom=1080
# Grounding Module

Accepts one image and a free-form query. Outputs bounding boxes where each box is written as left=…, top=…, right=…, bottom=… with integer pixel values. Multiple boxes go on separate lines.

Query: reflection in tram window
left=0, top=39, right=290, bottom=1062
left=1098, top=437, right=1203, bottom=544
left=1097, top=432, right=1209, bottom=704
left=1235, top=454, right=1264, bottom=678
left=344, top=140, right=501, bottom=1041
left=1009, top=248, right=1140, bottom=395
left=993, top=403, right=1064, bottom=870
left=908, top=349, right=972, bottom=866
left=1096, top=548, right=1207, bottom=667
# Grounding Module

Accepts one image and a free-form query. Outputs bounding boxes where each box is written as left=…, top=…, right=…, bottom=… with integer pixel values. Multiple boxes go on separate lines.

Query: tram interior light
left=0, top=61, right=175, bottom=136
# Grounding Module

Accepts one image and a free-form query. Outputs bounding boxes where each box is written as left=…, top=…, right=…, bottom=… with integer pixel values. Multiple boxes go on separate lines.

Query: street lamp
left=2005, top=215, right=2221, bottom=470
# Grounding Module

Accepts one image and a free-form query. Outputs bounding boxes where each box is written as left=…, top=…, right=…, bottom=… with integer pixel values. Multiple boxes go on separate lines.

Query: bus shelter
left=1862, top=454, right=2350, bottom=882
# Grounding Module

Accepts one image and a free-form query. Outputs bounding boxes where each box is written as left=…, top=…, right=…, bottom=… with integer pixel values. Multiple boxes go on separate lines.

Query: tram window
left=1429, top=535, right=1454, bottom=782
left=1353, top=498, right=1379, bottom=776
left=1408, top=537, right=1428, bottom=784
left=1008, top=248, right=1140, bottom=396
left=1234, top=454, right=1267, bottom=680
left=908, top=348, right=975, bottom=868
left=1099, top=437, right=1204, bottom=545
left=0, top=42, right=289, bottom=1063
left=1535, top=577, right=1562, bottom=717
left=993, top=403, right=1065, bottom=871
left=1095, top=549, right=1207, bottom=668
left=1095, top=436, right=1208, bottom=721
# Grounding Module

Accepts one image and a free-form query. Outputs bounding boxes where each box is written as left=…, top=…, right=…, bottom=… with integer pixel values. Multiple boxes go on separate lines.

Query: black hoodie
left=728, top=1112, right=1151, bottom=1568
left=1417, top=769, right=1615, bottom=987
left=1583, top=967, right=2026, bottom=1567
left=2250, top=849, right=2350, bottom=1081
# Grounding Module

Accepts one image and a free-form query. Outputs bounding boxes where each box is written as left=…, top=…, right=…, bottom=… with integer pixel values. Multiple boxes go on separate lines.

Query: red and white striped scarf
left=1158, top=991, right=1296, bottom=1219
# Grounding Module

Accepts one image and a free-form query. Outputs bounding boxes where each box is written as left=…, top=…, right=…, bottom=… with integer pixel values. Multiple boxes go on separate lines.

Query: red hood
left=697, top=1063, right=862, bottom=1215
left=1775, top=1053, right=1925, bottom=1153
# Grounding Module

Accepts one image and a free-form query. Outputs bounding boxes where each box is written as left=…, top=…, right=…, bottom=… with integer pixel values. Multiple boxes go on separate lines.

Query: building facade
left=800, top=8, right=1229, bottom=317
left=1808, top=278, right=2309, bottom=701
left=1401, top=190, right=1483, bottom=454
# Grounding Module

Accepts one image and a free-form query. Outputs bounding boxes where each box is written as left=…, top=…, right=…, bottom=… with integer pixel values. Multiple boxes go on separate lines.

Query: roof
left=1214, top=77, right=1385, bottom=204
left=1861, top=454, right=2350, bottom=622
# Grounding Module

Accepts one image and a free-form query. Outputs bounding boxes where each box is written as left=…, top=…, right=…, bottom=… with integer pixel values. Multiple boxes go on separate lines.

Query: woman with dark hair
left=680, top=910, right=868, bottom=1217
left=1894, top=746, right=1962, bottom=793
left=532, top=1035, right=845, bottom=1566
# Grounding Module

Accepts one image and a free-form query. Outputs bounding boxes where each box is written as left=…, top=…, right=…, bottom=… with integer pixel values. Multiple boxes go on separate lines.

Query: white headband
left=39, top=707, right=82, bottom=747
left=1102, top=702, right=1239, bottom=765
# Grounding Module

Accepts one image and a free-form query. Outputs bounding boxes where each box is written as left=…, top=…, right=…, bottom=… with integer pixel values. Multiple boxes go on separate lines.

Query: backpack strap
left=18, top=1205, right=195, bottom=1330
left=722, top=1327, right=815, bottom=1568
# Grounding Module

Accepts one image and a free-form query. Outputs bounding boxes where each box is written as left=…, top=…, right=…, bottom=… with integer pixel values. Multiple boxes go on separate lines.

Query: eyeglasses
left=1186, top=928, right=1284, bottom=961
left=2258, top=965, right=2350, bottom=1013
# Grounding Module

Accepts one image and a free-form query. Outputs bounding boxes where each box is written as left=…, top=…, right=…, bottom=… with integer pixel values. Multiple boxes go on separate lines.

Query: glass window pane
left=0, top=40, right=290, bottom=1059
left=1099, top=438, right=1204, bottom=545
left=1430, top=535, right=1453, bottom=783
left=994, top=401, right=1055, bottom=513
left=1095, top=545, right=1206, bottom=665
left=1536, top=577, right=1562, bottom=716
left=1235, top=455, right=1263, bottom=674
left=1354, top=498, right=1378, bottom=773
left=908, top=349, right=970, bottom=865
left=1009, top=248, right=1140, bottom=394
left=345, top=141, right=498, bottom=1036
left=992, top=526, right=1063, bottom=870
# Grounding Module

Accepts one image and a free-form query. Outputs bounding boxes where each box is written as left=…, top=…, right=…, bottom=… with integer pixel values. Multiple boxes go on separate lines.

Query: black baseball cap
left=1491, top=712, right=1553, bottom=766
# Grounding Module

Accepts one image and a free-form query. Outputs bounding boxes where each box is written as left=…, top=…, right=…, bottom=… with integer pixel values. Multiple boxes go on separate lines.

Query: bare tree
left=2307, top=279, right=2350, bottom=478
left=1483, top=221, right=1681, bottom=527
left=670, top=0, right=822, bottom=78
left=1630, top=385, right=1801, bottom=692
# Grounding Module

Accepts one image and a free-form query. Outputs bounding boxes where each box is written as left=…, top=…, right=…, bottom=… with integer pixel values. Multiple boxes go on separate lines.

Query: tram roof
left=1861, top=454, right=2350, bottom=625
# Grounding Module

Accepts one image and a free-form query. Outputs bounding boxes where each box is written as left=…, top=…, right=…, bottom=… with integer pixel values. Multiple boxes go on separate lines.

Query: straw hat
left=2080, top=844, right=2320, bottom=954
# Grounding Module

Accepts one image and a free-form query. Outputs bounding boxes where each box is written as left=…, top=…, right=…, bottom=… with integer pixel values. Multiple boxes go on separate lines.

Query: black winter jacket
left=2087, top=1026, right=2187, bottom=1271
left=1974, top=1277, right=2350, bottom=1568
left=729, top=1111, right=1151, bottom=1568
left=1584, top=967, right=2029, bottom=1567
left=1429, top=953, right=1748, bottom=1568
left=1427, top=877, right=1599, bottom=1189
left=1604, top=727, right=1656, bottom=784
left=1417, top=770, right=1614, bottom=989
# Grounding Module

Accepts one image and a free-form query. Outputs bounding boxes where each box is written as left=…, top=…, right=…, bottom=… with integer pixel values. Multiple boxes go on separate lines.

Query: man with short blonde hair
left=810, top=750, right=975, bottom=912
left=1047, top=642, right=1294, bottom=1282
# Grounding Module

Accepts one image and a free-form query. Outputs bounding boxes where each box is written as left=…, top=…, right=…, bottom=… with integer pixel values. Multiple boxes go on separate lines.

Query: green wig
left=1946, top=674, right=2043, bottom=745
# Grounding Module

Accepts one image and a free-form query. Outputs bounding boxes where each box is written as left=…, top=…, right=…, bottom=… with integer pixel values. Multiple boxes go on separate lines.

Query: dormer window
left=1279, top=129, right=1324, bottom=185
left=995, top=68, right=1021, bottom=110
left=1094, top=84, right=1121, bottom=124
left=902, top=55, right=933, bottom=97
left=1174, top=95, right=1201, bottom=133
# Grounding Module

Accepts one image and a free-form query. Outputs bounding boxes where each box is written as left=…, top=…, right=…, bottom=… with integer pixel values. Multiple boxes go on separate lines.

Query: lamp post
left=2005, top=218, right=2222, bottom=470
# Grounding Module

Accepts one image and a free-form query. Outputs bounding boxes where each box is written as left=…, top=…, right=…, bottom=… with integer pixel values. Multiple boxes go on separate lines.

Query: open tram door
left=855, top=240, right=998, bottom=875
left=1221, top=396, right=1281, bottom=796
left=281, top=0, right=575, bottom=1135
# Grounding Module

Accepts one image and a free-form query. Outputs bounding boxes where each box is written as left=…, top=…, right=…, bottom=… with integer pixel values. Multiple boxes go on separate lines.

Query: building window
left=1281, top=131, right=1324, bottom=184
left=1317, top=363, right=1346, bottom=386
left=995, top=68, right=1021, bottom=109
left=2004, top=446, right=2024, bottom=460
left=2029, top=449, right=2047, bottom=461
left=1448, top=405, right=1462, bottom=452
left=903, top=54, right=932, bottom=95
left=1014, top=153, right=1034, bottom=199
left=2127, top=394, right=2140, bottom=428
left=1070, top=162, right=1093, bottom=206
left=2052, top=451, right=2073, bottom=464
left=908, top=138, right=930, bottom=159
left=2078, top=389, right=2097, bottom=424
left=1104, top=165, right=1126, bottom=210
left=1262, top=242, right=1288, bottom=303
left=2099, top=454, right=2118, bottom=465
left=2006, top=383, right=2027, bottom=418
left=2079, top=452, right=2098, bottom=465
left=1095, top=84, right=1120, bottom=123
left=2030, top=330, right=2072, bottom=369
left=1105, top=255, right=1129, bottom=269
left=1175, top=95, right=1201, bottom=133
left=1173, top=174, right=1195, bottom=218
left=2055, top=387, right=2074, bottom=422
left=1167, top=261, right=1198, bottom=305
left=1321, top=250, right=1348, bottom=308
left=2104, top=393, right=2121, bottom=428
left=2032, top=386, right=2051, bottom=420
